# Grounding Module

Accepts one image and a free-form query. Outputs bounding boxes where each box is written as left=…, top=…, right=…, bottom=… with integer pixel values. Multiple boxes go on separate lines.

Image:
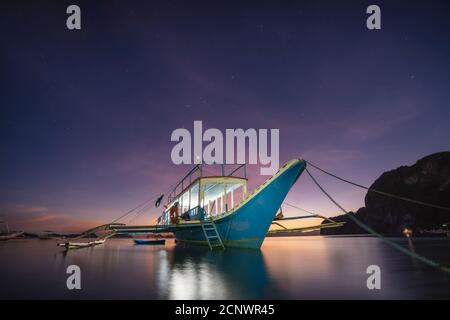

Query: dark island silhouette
left=321, top=152, right=450, bottom=237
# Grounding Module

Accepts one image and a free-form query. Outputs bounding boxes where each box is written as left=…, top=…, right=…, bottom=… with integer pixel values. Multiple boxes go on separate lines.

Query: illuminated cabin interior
left=157, top=164, right=247, bottom=225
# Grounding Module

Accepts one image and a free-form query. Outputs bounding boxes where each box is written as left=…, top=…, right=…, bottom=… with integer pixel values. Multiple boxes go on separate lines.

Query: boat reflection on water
left=159, top=244, right=275, bottom=299
left=54, top=239, right=275, bottom=299
left=2, top=237, right=449, bottom=299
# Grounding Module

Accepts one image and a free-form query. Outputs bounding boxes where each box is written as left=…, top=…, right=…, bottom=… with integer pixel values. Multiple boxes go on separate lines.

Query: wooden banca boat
left=0, top=231, right=24, bottom=241
left=113, top=159, right=308, bottom=249
left=67, top=159, right=344, bottom=250
left=0, top=220, right=24, bottom=241
left=57, top=229, right=117, bottom=249
left=58, top=239, right=106, bottom=249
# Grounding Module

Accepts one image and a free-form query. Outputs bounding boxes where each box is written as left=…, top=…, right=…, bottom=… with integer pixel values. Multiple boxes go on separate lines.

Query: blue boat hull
left=174, top=160, right=306, bottom=249
left=134, top=239, right=165, bottom=245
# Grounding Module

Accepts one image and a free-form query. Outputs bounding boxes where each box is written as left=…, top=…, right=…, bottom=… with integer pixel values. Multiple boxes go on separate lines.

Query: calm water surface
left=1, top=236, right=450, bottom=299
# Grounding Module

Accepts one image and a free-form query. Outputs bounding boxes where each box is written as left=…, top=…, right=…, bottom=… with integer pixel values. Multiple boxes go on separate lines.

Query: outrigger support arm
left=269, top=211, right=344, bottom=235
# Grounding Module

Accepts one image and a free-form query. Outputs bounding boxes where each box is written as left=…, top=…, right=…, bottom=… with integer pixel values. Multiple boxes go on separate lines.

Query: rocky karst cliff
left=320, top=152, right=450, bottom=235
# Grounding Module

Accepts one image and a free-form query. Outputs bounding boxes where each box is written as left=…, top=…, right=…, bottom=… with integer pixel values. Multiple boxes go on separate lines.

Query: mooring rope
left=126, top=200, right=157, bottom=224
left=110, top=196, right=158, bottom=224
left=284, top=201, right=340, bottom=225
left=109, top=176, right=182, bottom=225
left=305, top=167, right=450, bottom=273
left=284, top=202, right=316, bottom=215
left=305, top=160, right=450, bottom=212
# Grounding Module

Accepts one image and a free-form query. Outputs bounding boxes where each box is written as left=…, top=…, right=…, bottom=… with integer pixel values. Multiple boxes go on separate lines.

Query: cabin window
left=162, top=175, right=247, bottom=221
left=180, top=191, right=189, bottom=214
left=200, top=179, right=246, bottom=217
left=170, top=181, right=201, bottom=215
left=189, top=182, right=199, bottom=209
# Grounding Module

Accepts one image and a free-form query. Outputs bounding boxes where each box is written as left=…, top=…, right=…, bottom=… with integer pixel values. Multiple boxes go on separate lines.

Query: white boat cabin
left=157, top=164, right=247, bottom=225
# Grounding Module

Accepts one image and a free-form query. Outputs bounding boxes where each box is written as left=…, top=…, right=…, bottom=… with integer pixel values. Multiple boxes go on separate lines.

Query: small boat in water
left=58, top=239, right=106, bottom=249
left=0, top=231, right=24, bottom=241
left=134, top=239, right=165, bottom=245
left=0, top=220, right=24, bottom=241
left=57, top=229, right=117, bottom=249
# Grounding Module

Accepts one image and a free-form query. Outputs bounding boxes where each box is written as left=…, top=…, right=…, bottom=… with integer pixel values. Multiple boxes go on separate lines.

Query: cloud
left=0, top=204, right=99, bottom=233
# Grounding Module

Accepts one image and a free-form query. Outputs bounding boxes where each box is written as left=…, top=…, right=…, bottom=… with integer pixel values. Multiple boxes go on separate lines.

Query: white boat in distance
left=0, top=219, right=24, bottom=240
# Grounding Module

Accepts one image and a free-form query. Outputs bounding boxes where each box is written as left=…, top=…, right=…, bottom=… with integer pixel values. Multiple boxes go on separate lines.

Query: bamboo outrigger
left=269, top=214, right=345, bottom=235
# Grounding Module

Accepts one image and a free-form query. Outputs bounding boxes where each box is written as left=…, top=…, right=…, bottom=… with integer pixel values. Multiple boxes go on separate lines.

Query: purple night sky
left=1, top=0, right=450, bottom=232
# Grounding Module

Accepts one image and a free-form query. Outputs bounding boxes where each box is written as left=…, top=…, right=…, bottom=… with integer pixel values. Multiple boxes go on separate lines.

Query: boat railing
left=168, top=164, right=202, bottom=203
left=167, top=163, right=247, bottom=203
left=226, top=163, right=247, bottom=178
left=180, top=205, right=206, bottom=221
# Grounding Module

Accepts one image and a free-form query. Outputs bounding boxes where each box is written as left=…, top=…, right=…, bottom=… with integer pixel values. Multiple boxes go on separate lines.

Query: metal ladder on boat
left=200, top=220, right=225, bottom=250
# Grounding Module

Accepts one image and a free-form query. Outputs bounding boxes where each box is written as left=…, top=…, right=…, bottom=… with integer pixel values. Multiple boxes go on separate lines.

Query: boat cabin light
left=159, top=164, right=248, bottom=224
